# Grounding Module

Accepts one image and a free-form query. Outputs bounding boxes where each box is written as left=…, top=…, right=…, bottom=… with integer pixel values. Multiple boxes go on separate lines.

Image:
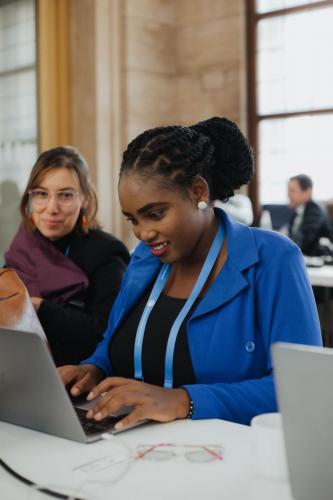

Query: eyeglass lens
left=29, top=189, right=79, bottom=206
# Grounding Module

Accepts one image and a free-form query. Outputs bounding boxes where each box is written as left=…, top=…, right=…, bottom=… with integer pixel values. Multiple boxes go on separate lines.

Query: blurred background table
left=307, top=264, right=333, bottom=287
left=307, top=264, right=333, bottom=346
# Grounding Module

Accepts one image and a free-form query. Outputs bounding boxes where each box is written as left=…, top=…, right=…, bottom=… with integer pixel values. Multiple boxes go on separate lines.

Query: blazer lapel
left=191, top=259, right=249, bottom=319
left=191, top=209, right=259, bottom=319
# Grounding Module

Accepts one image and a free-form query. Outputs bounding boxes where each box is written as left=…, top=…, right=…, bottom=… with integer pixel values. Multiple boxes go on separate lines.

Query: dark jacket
left=289, top=200, right=333, bottom=256
left=37, top=229, right=130, bottom=366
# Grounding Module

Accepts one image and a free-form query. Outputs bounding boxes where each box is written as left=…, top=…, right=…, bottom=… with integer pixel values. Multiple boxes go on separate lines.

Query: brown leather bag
left=0, top=268, right=46, bottom=338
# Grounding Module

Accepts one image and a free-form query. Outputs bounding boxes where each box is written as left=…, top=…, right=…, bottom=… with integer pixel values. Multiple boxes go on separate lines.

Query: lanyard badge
left=134, top=222, right=225, bottom=388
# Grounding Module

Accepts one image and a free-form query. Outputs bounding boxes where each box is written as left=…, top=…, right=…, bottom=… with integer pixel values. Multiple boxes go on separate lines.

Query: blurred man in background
left=288, top=174, right=333, bottom=256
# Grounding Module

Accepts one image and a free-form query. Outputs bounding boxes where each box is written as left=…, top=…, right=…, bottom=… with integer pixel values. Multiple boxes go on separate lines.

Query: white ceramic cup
left=250, top=412, right=289, bottom=482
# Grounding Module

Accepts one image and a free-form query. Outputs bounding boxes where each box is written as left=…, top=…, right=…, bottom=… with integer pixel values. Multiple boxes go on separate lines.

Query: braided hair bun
left=120, top=116, right=254, bottom=201
left=190, top=117, right=254, bottom=200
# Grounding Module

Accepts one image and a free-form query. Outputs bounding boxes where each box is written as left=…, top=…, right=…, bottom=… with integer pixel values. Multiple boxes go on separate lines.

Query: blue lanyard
left=133, top=221, right=225, bottom=388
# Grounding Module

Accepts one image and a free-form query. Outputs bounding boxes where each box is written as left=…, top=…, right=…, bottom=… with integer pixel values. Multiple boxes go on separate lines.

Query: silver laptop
left=0, top=327, right=138, bottom=443
left=273, top=342, right=333, bottom=500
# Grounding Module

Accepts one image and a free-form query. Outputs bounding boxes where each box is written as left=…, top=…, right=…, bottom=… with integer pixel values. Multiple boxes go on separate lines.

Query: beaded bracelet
left=186, top=399, right=194, bottom=419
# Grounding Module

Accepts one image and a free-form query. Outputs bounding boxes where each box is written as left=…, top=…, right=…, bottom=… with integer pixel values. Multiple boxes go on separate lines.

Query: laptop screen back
left=0, top=328, right=86, bottom=442
left=273, top=342, right=333, bottom=500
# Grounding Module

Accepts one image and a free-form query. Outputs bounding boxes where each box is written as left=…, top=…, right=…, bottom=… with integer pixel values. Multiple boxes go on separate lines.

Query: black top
left=289, top=200, right=333, bottom=256
left=37, top=229, right=130, bottom=366
left=109, top=287, right=198, bottom=387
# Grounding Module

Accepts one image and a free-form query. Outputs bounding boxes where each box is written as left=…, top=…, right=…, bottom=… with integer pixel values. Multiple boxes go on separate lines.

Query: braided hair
left=120, top=117, right=254, bottom=201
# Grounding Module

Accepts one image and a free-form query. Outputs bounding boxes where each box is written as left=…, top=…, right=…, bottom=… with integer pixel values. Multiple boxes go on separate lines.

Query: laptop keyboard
left=75, top=407, right=125, bottom=436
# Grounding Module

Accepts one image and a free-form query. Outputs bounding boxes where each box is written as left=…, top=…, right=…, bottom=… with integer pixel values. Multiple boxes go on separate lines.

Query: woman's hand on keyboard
left=85, top=377, right=191, bottom=430
left=57, top=364, right=104, bottom=397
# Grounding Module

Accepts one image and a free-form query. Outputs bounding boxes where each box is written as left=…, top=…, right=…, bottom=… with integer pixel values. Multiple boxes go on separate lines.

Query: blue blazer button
left=245, top=341, right=255, bottom=353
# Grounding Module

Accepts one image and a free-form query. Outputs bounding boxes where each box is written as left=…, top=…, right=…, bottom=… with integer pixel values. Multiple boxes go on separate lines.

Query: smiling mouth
left=151, top=242, right=168, bottom=251
left=149, top=241, right=169, bottom=257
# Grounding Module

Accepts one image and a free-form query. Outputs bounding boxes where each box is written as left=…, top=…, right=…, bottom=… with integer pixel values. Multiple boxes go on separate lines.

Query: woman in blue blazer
left=60, top=117, right=322, bottom=428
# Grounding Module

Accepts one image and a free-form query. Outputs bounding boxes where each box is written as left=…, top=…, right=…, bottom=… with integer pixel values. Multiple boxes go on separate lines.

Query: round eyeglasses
left=136, top=443, right=224, bottom=463
left=29, top=188, right=81, bottom=207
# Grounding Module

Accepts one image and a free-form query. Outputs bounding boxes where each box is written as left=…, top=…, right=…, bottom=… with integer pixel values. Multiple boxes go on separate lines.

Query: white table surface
left=307, top=264, right=333, bottom=287
left=0, top=418, right=294, bottom=500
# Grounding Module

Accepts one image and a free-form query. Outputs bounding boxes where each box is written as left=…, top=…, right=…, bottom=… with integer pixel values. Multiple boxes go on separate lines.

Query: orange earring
left=26, top=203, right=36, bottom=229
left=82, top=213, right=89, bottom=229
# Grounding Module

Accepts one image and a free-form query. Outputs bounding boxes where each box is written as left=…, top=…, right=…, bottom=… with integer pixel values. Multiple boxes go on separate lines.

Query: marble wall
left=124, top=0, right=178, bottom=142
left=68, top=0, right=247, bottom=243
left=124, top=0, right=247, bottom=140
left=69, top=0, right=97, bottom=184
left=176, top=0, right=247, bottom=129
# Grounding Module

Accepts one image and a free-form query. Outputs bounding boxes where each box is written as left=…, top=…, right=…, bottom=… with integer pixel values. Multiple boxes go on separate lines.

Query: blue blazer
left=83, top=209, right=322, bottom=425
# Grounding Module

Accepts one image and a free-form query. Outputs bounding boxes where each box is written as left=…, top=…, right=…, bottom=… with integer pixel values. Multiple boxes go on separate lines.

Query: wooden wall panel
left=37, top=0, right=70, bottom=151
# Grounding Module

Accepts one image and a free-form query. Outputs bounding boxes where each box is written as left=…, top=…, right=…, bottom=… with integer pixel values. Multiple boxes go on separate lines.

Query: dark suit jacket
left=289, top=200, right=333, bottom=256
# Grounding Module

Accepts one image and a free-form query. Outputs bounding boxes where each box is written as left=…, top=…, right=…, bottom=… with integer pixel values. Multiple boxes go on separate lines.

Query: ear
left=81, top=194, right=89, bottom=210
left=188, top=176, right=210, bottom=205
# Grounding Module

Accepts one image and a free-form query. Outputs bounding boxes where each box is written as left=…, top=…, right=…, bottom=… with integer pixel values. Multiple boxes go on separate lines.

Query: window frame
left=246, top=0, right=333, bottom=221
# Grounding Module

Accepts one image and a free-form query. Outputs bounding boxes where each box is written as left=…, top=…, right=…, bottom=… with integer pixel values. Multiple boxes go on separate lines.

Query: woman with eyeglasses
left=5, top=146, right=130, bottom=366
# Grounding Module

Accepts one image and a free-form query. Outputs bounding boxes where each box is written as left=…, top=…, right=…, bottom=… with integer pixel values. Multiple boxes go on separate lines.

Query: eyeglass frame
left=135, top=443, right=224, bottom=462
left=28, top=188, right=83, bottom=208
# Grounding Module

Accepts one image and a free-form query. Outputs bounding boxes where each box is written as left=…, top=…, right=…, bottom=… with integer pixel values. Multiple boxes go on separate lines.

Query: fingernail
left=87, top=392, right=94, bottom=400
left=95, top=412, right=102, bottom=420
left=86, top=410, right=93, bottom=419
left=115, top=421, right=123, bottom=430
left=72, top=387, right=79, bottom=395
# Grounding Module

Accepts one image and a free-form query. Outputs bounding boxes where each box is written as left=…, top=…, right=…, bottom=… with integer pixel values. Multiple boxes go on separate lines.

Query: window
left=0, top=0, right=37, bottom=264
left=247, top=1, right=333, bottom=208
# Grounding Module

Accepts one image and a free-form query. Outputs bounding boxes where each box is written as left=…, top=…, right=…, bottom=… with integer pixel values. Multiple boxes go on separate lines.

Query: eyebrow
left=35, top=186, right=77, bottom=191
left=122, top=202, right=168, bottom=217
